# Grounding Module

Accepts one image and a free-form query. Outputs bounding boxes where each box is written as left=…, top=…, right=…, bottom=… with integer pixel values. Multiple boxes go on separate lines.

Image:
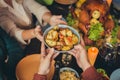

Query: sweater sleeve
left=33, top=73, right=47, bottom=80
left=0, top=15, right=30, bottom=45
left=23, top=0, right=50, bottom=25
left=81, top=66, right=108, bottom=80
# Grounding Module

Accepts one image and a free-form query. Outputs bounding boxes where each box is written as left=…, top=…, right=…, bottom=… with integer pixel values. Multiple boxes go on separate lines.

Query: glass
left=110, top=2, right=120, bottom=25
left=99, top=43, right=119, bottom=62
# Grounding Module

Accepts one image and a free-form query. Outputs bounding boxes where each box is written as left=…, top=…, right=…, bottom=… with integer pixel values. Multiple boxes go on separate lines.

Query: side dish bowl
left=43, top=24, right=80, bottom=53
left=59, top=67, right=80, bottom=80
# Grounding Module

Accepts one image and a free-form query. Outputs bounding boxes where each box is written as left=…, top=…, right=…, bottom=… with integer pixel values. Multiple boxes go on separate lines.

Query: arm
left=0, top=15, right=29, bottom=44
left=33, top=41, right=59, bottom=80
left=0, top=15, right=42, bottom=44
left=81, top=66, right=108, bottom=80
left=68, top=37, right=108, bottom=80
left=23, top=0, right=50, bottom=25
left=23, top=0, right=67, bottom=26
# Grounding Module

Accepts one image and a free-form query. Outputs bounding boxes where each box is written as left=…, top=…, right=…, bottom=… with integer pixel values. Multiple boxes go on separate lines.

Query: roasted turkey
left=76, top=0, right=114, bottom=45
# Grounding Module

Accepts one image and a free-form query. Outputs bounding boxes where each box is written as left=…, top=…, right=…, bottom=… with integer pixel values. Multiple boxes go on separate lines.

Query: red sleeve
left=81, top=66, right=108, bottom=80
left=33, top=73, right=47, bottom=80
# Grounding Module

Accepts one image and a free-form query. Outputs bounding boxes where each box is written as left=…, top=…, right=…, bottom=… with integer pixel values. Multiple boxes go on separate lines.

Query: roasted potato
left=64, top=37, right=73, bottom=46
left=66, top=29, right=73, bottom=36
left=62, top=46, right=72, bottom=51
left=46, top=30, right=58, bottom=41
left=60, top=29, right=66, bottom=36
left=72, top=34, right=79, bottom=44
left=45, top=39, right=56, bottom=47
left=90, top=18, right=99, bottom=25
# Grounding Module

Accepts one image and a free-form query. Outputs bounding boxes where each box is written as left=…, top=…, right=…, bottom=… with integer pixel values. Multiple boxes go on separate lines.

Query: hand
left=49, top=15, right=67, bottom=26
left=34, top=25, right=43, bottom=42
left=38, top=41, right=59, bottom=75
left=68, top=37, right=91, bottom=71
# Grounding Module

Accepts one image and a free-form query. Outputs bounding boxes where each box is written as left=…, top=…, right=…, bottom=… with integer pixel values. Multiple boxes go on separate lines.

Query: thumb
left=80, top=36, right=85, bottom=47
left=46, top=48, right=54, bottom=59
left=68, top=50, right=76, bottom=58
left=52, top=52, right=59, bottom=59
left=41, top=41, right=45, bottom=55
left=35, top=25, right=41, bottom=31
left=56, top=15, right=62, bottom=19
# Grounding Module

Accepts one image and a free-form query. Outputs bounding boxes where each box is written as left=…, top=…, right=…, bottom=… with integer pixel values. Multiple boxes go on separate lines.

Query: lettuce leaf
left=88, top=23, right=104, bottom=41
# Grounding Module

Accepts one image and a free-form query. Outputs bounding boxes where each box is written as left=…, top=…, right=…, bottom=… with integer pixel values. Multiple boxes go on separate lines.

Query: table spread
left=46, top=0, right=120, bottom=79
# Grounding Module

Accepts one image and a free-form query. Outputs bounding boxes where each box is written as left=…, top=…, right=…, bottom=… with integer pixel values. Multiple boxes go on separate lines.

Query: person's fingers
left=35, top=26, right=43, bottom=42
left=80, top=36, right=85, bottom=47
left=55, top=15, right=67, bottom=24
left=56, top=15, right=62, bottom=19
left=37, top=35, right=44, bottom=42
left=46, top=48, right=54, bottom=59
left=74, top=44, right=84, bottom=50
left=41, top=41, right=46, bottom=56
left=46, top=48, right=50, bottom=56
left=35, top=25, right=42, bottom=32
left=40, top=54, right=44, bottom=61
left=57, top=20, right=67, bottom=25
left=56, top=16, right=67, bottom=24
left=52, top=52, right=59, bottom=59
left=68, top=50, right=76, bottom=57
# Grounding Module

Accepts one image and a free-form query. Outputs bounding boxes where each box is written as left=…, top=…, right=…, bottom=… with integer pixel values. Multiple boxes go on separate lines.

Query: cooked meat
left=84, top=35, right=94, bottom=45
left=78, top=23, right=88, bottom=35
left=84, top=0, right=109, bottom=16
left=79, top=10, right=90, bottom=25
left=104, top=19, right=114, bottom=32
left=77, top=0, right=114, bottom=46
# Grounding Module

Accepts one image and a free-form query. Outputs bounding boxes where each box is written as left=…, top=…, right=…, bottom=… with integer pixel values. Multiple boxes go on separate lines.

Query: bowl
left=59, top=67, right=80, bottom=80
left=43, top=24, right=80, bottom=53
left=110, top=68, right=120, bottom=80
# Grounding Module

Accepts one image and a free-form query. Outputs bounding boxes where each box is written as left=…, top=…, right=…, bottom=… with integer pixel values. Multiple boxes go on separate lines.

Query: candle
left=106, top=0, right=112, bottom=6
left=88, top=47, right=99, bottom=66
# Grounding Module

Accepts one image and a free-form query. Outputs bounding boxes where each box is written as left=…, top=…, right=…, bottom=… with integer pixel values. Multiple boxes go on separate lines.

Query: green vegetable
left=110, top=19, right=119, bottom=45
left=97, top=68, right=108, bottom=78
left=66, top=13, right=76, bottom=26
left=36, top=0, right=53, bottom=5
left=88, top=23, right=104, bottom=41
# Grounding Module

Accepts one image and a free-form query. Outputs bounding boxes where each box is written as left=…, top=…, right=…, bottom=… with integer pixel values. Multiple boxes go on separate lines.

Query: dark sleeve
left=81, top=66, right=108, bottom=80
left=33, top=73, right=47, bottom=80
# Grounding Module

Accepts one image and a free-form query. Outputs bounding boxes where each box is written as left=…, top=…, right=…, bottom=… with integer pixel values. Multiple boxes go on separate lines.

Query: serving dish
left=59, top=67, right=80, bottom=80
left=43, top=24, right=80, bottom=53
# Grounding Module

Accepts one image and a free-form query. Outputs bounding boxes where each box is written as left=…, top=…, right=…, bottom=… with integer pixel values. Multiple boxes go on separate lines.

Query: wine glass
left=99, top=43, right=118, bottom=64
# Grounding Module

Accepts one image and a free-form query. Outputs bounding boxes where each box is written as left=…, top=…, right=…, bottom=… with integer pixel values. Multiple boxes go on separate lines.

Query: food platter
left=66, top=0, right=120, bottom=47
left=43, top=24, right=80, bottom=53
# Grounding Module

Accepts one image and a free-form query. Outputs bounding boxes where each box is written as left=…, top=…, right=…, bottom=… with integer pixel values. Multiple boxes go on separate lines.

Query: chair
left=16, top=54, right=55, bottom=80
